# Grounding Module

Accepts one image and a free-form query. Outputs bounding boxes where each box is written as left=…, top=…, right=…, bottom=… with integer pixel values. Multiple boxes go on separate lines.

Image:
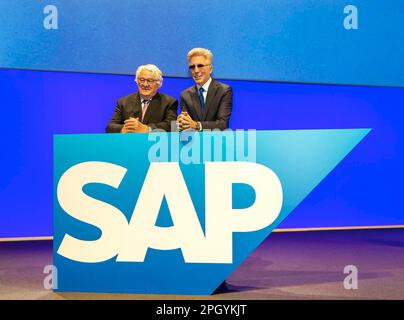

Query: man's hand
left=135, top=121, right=150, bottom=133
left=121, top=117, right=138, bottom=133
left=121, top=117, right=150, bottom=133
left=177, top=111, right=198, bottom=130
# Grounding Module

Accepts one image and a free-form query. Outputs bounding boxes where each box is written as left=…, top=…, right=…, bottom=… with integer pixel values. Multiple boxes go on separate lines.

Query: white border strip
left=273, top=225, right=404, bottom=233
left=0, top=236, right=53, bottom=242
left=1, top=225, right=404, bottom=242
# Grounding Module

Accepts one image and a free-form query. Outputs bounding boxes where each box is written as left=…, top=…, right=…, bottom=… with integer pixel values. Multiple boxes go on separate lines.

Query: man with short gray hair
left=106, top=64, right=178, bottom=133
left=177, top=48, right=233, bottom=131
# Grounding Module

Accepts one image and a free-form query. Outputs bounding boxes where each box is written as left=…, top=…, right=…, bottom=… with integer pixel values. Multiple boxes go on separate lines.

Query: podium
left=53, top=129, right=368, bottom=294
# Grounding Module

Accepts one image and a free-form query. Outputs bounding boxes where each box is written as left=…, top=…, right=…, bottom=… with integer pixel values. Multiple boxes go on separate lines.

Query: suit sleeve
left=148, top=99, right=179, bottom=132
left=106, top=101, right=124, bottom=133
left=180, top=95, right=189, bottom=113
left=201, top=86, right=233, bottom=130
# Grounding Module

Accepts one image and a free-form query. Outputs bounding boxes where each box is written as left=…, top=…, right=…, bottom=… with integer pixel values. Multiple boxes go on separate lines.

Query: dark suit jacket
left=106, top=92, right=178, bottom=132
left=180, top=79, right=233, bottom=130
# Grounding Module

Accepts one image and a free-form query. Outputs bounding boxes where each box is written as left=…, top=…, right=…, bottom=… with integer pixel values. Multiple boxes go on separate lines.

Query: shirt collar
left=139, top=93, right=155, bottom=103
left=141, top=98, right=151, bottom=104
left=197, top=77, right=212, bottom=92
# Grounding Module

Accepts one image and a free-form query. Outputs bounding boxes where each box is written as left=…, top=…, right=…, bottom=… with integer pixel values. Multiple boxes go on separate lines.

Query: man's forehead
left=189, top=55, right=209, bottom=63
left=138, top=70, right=155, bottom=78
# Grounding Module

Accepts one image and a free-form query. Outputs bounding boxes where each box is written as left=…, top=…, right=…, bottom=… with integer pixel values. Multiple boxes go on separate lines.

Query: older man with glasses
left=177, top=48, right=233, bottom=131
left=106, top=64, right=178, bottom=133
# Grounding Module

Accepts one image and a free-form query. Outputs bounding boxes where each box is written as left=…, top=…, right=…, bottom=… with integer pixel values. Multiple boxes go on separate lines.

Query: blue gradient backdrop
left=1, top=68, right=403, bottom=237
left=1, top=1, right=403, bottom=87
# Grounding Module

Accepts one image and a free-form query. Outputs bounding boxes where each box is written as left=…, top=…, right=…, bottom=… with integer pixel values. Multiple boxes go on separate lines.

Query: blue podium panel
left=54, top=130, right=368, bottom=294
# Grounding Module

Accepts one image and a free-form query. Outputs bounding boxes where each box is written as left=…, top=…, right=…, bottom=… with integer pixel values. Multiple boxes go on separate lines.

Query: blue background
left=0, top=0, right=403, bottom=238
left=1, top=0, right=403, bottom=87
left=1, top=68, right=403, bottom=238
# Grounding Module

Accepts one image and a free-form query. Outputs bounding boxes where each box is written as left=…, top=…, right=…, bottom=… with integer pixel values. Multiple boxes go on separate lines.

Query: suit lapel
left=130, top=92, right=142, bottom=119
left=190, top=86, right=203, bottom=120
left=203, top=79, right=218, bottom=120
left=142, top=92, right=161, bottom=123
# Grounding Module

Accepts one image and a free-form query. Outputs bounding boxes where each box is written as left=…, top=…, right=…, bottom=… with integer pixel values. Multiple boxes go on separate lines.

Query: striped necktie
left=141, top=99, right=150, bottom=121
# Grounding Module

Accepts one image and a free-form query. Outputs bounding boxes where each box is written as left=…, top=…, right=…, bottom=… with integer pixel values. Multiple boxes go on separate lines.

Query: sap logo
left=56, top=161, right=282, bottom=264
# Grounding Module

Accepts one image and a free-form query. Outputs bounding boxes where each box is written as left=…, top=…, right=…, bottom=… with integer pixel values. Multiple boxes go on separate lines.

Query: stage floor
left=1, top=228, right=403, bottom=300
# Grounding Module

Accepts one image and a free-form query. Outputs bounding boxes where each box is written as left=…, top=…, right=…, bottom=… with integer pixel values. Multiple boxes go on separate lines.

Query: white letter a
left=44, top=5, right=58, bottom=30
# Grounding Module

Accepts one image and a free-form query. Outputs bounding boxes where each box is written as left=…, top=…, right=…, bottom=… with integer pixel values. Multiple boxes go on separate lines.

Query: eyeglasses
left=137, top=78, right=158, bottom=84
left=188, top=64, right=211, bottom=70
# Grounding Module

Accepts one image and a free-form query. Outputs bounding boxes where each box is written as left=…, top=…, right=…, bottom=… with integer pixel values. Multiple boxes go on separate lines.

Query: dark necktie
left=141, top=99, right=150, bottom=121
left=198, top=87, right=205, bottom=113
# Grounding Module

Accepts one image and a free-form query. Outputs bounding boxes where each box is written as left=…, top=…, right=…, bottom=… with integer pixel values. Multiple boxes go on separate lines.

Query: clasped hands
left=177, top=111, right=198, bottom=131
left=121, top=117, right=149, bottom=133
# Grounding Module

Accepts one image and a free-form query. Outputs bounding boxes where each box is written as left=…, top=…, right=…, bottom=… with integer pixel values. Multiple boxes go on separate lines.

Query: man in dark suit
left=106, top=64, right=178, bottom=133
left=177, top=48, right=233, bottom=131
left=177, top=49, right=233, bottom=294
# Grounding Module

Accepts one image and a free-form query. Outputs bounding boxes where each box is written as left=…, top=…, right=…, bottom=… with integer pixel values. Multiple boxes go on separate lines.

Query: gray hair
left=187, top=48, right=213, bottom=64
left=135, top=64, right=163, bottom=87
